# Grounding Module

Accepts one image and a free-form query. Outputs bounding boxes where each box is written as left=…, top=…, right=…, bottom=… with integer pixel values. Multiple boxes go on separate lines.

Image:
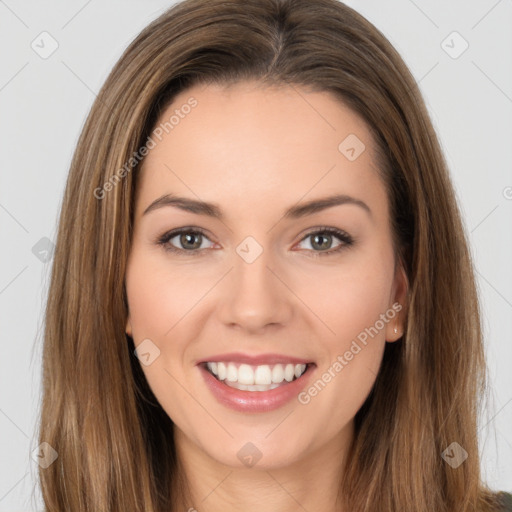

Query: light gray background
left=1, top=0, right=511, bottom=510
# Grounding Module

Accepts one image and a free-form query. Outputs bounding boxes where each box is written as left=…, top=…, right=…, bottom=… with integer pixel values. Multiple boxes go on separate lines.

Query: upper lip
left=196, top=352, right=314, bottom=366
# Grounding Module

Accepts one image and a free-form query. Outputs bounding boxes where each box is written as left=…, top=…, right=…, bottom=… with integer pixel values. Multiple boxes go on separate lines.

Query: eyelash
left=155, top=226, right=354, bottom=258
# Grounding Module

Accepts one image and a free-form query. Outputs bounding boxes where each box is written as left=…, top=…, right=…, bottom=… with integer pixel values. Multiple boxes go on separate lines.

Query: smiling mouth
left=201, top=361, right=315, bottom=392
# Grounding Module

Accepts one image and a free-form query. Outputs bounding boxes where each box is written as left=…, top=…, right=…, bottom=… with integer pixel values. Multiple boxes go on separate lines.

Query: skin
left=124, top=80, right=408, bottom=512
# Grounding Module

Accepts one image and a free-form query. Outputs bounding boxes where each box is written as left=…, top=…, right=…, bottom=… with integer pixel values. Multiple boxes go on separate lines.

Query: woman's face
left=125, top=80, right=407, bottom=469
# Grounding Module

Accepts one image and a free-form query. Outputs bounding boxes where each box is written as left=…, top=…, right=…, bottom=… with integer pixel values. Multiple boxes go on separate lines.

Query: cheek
left=293, top=254, right=393, bottom=411
left=125, top=249, right=213, bottom=380
left=125, top=253, right=198, bottom=422
left=125, top=250, right=198, bottom=339
left=126, top=238, right=395, bottom=358
left=296, top=254, right=394, bottom=344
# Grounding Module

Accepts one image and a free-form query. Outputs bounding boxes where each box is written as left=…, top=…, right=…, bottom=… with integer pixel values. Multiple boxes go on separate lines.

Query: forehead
left=135, top=81, right=386, bottom=223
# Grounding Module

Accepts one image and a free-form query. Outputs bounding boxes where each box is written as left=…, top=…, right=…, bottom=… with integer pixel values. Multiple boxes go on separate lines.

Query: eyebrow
left=142, top=193, right=372, bottom=220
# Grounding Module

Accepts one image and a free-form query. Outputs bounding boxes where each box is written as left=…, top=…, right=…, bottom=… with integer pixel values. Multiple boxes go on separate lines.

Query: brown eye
left=177, top=232, right=203, bottom=250
left=157, top=228, right=213, bottom=256
left=156, top=226, right=354, bottom=257
left=309, top=233, right=336, bottom=251
left=296, top=227, right=354, bottom=257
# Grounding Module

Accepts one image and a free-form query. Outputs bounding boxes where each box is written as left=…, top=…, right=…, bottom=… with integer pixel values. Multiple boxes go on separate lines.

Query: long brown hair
left=36, top=0, right=504, bottom=510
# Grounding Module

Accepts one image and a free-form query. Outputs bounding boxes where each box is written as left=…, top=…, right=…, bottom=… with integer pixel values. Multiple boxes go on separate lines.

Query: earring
left=394, top=327, right=398, bottom=334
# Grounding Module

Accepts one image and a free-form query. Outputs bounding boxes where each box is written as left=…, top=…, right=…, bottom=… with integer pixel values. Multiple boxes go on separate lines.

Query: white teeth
left=238, top=364, right=254, bottom=385
left=254, top=365, right=272, bottom=385
left=226, top=363, right=238, bottom=382
left=217, top=362, right=226, bottom=381
left=205, top=361, right=308, bottom=386
left=271, top=364, right=284, bottom=383
left=225, top=381, right=282, bottom=392
left=284, top=364, right=295, bottom=382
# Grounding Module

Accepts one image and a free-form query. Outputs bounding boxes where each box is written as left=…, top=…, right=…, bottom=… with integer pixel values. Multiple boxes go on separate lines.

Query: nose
left=216, top=244, right=294, bottom=334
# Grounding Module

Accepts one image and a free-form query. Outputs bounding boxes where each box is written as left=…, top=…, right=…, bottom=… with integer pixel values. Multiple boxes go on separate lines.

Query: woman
left=37, top=0, right=512, bottom=510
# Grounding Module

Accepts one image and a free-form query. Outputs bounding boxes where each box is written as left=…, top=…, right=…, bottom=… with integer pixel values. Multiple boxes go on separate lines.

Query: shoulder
left=496, top=492, right=512, bottom=512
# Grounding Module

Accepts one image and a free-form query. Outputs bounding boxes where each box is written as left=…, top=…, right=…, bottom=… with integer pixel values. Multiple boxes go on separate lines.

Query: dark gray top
left=498, top=492, right=512, bottom=511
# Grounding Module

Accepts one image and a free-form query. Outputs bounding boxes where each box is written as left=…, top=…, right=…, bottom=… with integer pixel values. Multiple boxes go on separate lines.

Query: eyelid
left=155, top=226, right=214, bottom=256
left=156, top=225, right=354, bottom=257
left=294, top=226, right=354, bottom=257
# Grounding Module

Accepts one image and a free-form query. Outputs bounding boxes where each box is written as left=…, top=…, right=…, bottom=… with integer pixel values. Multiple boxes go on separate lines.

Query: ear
left=386, top=261, right=408, bottom=343
left=125, top=315, right=133, bottom=338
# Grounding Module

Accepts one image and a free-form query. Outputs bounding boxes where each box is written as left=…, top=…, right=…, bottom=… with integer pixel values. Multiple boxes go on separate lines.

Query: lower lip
left=198, top=363, right=316, bottom=413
